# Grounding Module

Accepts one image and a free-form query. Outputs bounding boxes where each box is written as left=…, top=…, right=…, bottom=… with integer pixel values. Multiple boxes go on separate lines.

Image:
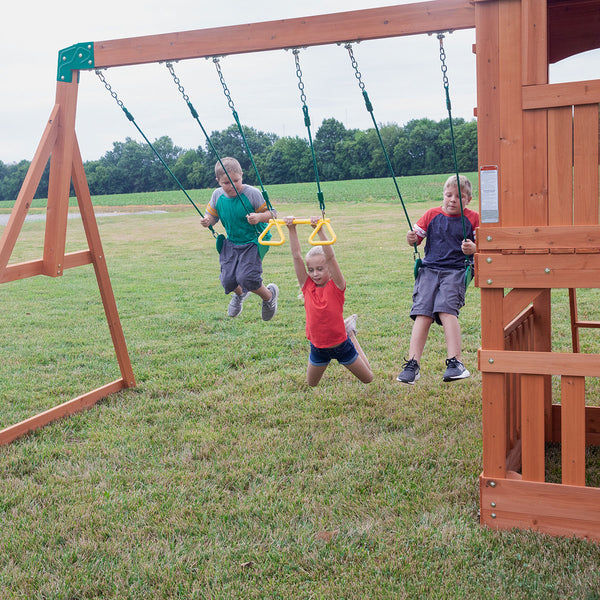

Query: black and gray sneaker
left=396, top=358, right=420, bottom=385
left=443, top=357, right=470, bottom=382
left=262, top=283, right=279, bottom=321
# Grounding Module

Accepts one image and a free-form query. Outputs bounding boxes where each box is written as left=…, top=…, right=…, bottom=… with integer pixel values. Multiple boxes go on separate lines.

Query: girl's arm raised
left=285, top=217, right=308, bottom=287
left=313, top=217, right=346, bottom=290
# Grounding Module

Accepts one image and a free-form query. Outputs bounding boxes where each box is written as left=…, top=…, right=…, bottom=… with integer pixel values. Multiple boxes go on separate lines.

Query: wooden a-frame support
left=0, top=0, right=474, bottom=444
left=4, top=0, right=600, bottom=546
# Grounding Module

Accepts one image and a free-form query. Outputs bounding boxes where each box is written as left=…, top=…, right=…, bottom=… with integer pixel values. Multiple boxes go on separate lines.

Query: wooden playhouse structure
left=1, top=0, right=600, bottom=540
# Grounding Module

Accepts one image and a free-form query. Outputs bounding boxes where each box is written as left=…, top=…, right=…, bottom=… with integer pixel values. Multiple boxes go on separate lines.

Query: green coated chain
left=212, top=57, right=273, bottom=213
left=437, top=34, right=467, bottom=242
left=345, top=43, right=421, bottom=269
left=95, top=69, right=213, bottom=234
left=292, top=49, right=325, bottom=217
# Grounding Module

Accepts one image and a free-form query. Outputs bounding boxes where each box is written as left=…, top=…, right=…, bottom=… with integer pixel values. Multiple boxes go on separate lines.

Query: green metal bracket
left=57, top=42, right=94, bottom=83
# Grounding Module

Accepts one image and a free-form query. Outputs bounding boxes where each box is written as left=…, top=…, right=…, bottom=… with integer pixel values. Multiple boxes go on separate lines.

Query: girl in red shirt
left=285, top=217, right=373, bottom=387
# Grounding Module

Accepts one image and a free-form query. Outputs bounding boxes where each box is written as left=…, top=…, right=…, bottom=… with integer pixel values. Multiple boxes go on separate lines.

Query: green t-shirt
left=207, top=184, right=272, bottom=246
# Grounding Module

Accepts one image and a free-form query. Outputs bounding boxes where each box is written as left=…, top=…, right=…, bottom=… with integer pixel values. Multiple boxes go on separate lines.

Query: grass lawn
left=1, top=174, right=599, bottom=599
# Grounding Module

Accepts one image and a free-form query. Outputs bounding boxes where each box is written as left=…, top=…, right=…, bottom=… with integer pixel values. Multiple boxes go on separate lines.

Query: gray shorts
left=410, top=266, right=466, bottom=325
left=219, top=239, right=263, bottom=294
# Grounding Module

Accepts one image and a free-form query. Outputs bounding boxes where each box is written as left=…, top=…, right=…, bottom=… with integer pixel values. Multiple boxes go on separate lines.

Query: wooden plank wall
left=477, top=0, right=600, bottom=536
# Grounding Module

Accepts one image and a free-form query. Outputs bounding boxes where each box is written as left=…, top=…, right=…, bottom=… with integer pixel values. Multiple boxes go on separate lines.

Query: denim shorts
left=410, top=266, right=466, bottom=325
left=309, top=337, right=359, bottom=367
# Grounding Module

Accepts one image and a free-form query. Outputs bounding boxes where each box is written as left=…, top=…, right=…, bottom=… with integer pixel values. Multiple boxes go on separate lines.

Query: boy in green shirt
left=200, top=157, right=278, bottom=320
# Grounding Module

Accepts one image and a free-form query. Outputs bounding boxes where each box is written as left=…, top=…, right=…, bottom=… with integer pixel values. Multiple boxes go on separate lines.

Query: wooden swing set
left=1, top=0, right=600, bottom=542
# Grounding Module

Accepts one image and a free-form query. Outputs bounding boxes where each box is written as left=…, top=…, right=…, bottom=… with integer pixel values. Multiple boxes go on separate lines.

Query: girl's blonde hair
left=305, top=245, right=325, bottom=262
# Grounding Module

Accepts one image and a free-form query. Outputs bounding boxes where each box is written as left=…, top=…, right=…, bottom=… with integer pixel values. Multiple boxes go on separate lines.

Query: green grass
left=1, top=175, right=600, bottom=599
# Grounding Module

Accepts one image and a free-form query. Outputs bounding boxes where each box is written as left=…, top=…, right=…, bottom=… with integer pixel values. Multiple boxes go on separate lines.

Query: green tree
left=314, top=118, right=354, bottom=180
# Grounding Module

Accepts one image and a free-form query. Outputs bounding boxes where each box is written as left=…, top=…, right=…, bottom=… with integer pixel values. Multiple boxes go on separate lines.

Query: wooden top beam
left=92, top=0, right=475, bottom=69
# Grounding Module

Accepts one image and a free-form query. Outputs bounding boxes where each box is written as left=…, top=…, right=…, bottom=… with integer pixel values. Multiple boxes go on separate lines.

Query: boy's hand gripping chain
left=258, top=218, right=337, bottom=246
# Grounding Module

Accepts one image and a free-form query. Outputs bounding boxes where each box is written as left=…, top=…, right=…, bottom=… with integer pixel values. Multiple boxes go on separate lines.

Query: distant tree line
left=0, top=117, right=477, bottom=201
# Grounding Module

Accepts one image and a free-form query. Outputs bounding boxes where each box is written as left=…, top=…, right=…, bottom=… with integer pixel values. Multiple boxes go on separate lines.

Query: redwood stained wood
left=523, top=80, right=600, bottom=110
left=480, top=476, right=600, bottom=541
left=521, top=374, right=545, bottom=481
left=477, top=253, right=600, bottom=288
left=561, top=376, right=586, bottom=486
left=478, top=225, right=600, bottom=249
left=479, top=349, right=600, bottom=376
left=0, top=105, right=59, bottom=276
left=71, top=140, right=136, bottom=387
left=574, top=104, right=599, bottom=225
left=551, top=404, right=600, bottom=446
left=44, top=80, right=79, bottom=278
left=498, top=0, right=524, bottom=226
left=522, top=0, right=549, bottom=227
left=481, top=288, right=507, bottom=478
left=92, top=0, right=475, bottom=69
left=502, top=288, right=543, bottom=327
left=548, top=107, right=574, bottom=226
left=0, top=380, right=127, bottom=446
left=475, top=0, right=501, bottom=200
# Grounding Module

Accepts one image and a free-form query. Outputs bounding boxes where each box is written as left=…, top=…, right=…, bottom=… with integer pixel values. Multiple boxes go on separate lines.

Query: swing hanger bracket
left=57, top=42, right=95, bottom=82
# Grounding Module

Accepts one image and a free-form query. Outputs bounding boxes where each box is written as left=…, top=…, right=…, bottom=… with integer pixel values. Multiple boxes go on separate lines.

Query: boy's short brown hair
left=215, top=157, right=243, bottom=180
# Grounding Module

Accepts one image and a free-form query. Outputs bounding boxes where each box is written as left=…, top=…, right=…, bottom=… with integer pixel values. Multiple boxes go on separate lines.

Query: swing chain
left=213, top=58, right=236, bottom=113
left=292, top=49, right=308, bottom=107
left=344, top=44, right=366, bottom=92
left=165, top=62, right=191, bottom=104
left=95, top=70, right=125, bottom=110
left=437, top=34, right=451, bottom=110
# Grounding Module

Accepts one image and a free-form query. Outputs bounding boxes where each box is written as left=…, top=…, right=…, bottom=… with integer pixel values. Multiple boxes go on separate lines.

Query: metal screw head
left=489, top=358, right=494, bottom=364
left=545, top=268, right=551, bottom=274
left=487, top=279, right=493, bottom=285
left=486, top=235, right=493, bottom=241
left=489, top=481, right=496, bottom=488
left=491, top=502, right=496, bottom=508
left=486, top=257, right=492, bottom=263
left=491, top=513, right=497, bottom=519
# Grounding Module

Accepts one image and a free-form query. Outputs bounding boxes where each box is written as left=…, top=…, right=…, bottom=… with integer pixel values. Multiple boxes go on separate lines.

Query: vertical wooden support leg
left=521, top=374, right=546, bottom=482
left=481, top=288, right=507, bottom=478
left=44, top=79, right=79, bottom=277
left=561, top=376, right=586, bottom=486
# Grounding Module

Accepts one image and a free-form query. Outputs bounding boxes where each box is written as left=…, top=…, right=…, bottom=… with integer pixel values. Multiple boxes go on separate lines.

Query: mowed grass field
left=1, top=174, right=600, bottom=599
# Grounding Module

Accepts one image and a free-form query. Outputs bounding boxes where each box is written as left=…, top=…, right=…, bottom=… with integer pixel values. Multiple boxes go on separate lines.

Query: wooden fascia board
left=91, top=0, right=475, bottom=69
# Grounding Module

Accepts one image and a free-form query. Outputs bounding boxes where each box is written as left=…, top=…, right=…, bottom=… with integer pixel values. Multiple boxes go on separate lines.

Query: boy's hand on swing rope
left=246, top=212, right=260, bottom=225
left=407, top=230, right=419, bottom=246
left=461, top=239, right=476, bottom=255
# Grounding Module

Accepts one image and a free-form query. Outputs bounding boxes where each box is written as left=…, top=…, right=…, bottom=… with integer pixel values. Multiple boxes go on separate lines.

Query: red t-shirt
left=302, top=278, right=347, bottom=349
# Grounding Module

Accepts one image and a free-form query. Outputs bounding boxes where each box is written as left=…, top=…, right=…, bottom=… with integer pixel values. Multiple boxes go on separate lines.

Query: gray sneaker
left=396, top=358, right=420, bottom=385
left=344, top=314, right=358, bottom=337
left=262, top=283, right=279, bottom=321
left=228, top=291, right=250, bottom=317
left=443, top=357, right=470, bottom=382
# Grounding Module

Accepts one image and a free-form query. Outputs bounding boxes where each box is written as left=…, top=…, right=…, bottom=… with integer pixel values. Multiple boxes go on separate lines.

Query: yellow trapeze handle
left=307, top=218, right=336, bottom=246
left=257, top=218, right=337, bottom=246
left=257, top=219, right=286, bottom=246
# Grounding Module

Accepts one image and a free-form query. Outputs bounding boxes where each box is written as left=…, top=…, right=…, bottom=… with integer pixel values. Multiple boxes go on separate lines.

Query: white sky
left=0, top=0, right=598, bottom=163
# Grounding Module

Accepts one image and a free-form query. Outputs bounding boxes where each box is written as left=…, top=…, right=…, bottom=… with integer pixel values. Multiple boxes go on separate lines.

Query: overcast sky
left=1, top=0, right=597, bottom=164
